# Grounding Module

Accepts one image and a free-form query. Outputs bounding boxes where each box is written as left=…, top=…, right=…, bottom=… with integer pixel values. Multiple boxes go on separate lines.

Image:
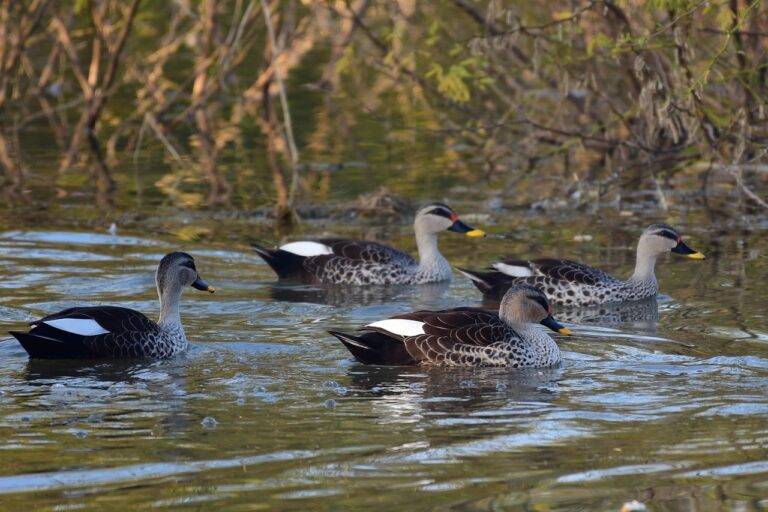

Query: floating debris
left=573, top=234, right=593, bottom=242
left=70, top=429, right=89, bottom=439
left=620, top=500, right=647, bottom=512
left=200, top=416, right=218, bottom=429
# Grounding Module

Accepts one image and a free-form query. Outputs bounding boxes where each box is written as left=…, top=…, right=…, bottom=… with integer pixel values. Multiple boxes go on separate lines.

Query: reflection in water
left=268, top=281, right=451, bottom=307
left=23, top=358, right=145, bottom=382
left=483, top=296, right=660, bottom=330
left=558, top=297, right=660, bottom=329
left=346, top=364, right=563, bottom=420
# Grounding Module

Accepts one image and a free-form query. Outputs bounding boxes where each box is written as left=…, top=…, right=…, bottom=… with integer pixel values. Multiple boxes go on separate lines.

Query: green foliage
left=74, top=0, right=89, bottom=14
left=425, top=56, right=492, bottom=104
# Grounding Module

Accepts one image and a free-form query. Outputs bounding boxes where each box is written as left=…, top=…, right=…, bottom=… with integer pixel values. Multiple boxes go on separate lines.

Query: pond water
left=0, top=208, right=767, bottom=511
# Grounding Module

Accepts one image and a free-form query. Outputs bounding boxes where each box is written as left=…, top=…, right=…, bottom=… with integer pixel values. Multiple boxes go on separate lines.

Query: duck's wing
left=330, top=307, right=507, bottom=366
left=316, top=238, right=416, bottom=265
left=369, top=308, right=512, bottom=365
left=494, top=257, right=614, bottom=286
left=11, top=306, right=160, bottom=359
left=253, top=238, right=416, bottom=283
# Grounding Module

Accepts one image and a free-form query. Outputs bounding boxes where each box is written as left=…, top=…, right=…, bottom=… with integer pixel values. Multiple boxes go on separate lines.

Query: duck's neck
left=508, top=321, right=539, bottom=339
left=629, top=243, right=659, bottom=287
left=157, top=284, right=185, bottom=334
left=415, top=226, right=450, bottom=279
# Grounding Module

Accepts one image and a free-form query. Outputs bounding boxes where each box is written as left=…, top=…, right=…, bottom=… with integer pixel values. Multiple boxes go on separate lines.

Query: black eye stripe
left=526, top=294, right=549, bottom=312
left=181, top=260, right=196, bottom=270
left=655, top=230, right=678, bottom=240
left=427, top=208, right=453, bottom=219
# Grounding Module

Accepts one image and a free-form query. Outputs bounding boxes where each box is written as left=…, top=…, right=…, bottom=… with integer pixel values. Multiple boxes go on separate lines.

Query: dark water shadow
left=22, top=358, right=151, bottom=383
left=268, top=281, right=451, bottom=307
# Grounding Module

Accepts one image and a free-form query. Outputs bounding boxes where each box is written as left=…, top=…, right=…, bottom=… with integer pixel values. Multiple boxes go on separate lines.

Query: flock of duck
left=9, top=202, right=705, bottom=368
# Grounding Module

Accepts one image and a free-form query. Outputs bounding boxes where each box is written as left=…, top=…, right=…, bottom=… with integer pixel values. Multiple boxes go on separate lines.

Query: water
left=0, top=216, right=766, bottom=511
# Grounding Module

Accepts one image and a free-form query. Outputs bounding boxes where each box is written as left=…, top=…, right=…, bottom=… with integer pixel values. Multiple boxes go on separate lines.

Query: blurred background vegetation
left=0, top=0, right=766, bottom=228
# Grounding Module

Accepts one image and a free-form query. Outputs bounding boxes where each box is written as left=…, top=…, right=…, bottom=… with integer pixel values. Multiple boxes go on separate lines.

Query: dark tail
left=328, top=330, right=415, bottom=366
left=455, top=267, right=511, bottom=301
left=251, top=243, right=308, bottom=280
left=9, top=331, right=86, bottom=359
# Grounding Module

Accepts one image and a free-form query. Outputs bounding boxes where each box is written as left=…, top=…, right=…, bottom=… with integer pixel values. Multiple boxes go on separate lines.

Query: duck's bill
left=540, top=315, right=572, bottom=335
left=192, top=277, right=216, bottom=293
left=448, top=219, right=486, bottom=237
left=671, top=240, right=705, bottom=259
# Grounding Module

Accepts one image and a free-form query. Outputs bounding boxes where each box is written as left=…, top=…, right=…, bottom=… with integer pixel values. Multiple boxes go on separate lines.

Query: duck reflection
left=268, top=281, right=451, bottom=307
left=344, top=363, right=563, bottom=421
left=23, top=358, right=144, bottom=381
left=21, top=358, right=193, bottom=434
left=481, top=296, right=660, bottom=331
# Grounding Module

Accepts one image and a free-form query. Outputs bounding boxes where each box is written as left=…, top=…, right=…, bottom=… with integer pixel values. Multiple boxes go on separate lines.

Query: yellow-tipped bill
left=541, top=315, right=570, bottom=334
left=672, top=239, right=705, bottom=260
left=192, top=277, right=215, bottom=293
left=448, top=218, right=485, bottom=237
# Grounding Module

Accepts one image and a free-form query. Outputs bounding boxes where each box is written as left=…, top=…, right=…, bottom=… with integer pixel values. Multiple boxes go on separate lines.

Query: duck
left=328, top=284, right=570, bottom=367
left=458, top=223, right=704, bottom=307
left=251, top=202, right=485, bottom=285
left=9, top=252, right=215, bottom=359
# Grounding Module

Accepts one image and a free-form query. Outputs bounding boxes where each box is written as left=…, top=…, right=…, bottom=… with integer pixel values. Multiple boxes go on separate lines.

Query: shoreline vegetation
left=0, top=1, right=767, bottom=228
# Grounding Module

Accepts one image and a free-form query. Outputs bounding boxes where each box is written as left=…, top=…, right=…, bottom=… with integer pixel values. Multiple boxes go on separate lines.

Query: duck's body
left=460, top=257, right=659, bottom=306
left=330, top=284, right=569, bottom=368
left=252, top=203, right=484, bottom=285
left=459, top=224, right=704, bottom=307
left=9, top=252, right=214, bottom=360
left=12, top=306, right=186, bottom=359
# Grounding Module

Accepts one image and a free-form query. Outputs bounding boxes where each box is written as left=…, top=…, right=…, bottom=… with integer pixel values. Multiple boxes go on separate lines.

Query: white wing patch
left=44, top=318, right=109, bottom=336
left=366, top=319, right=426, bottom=337
left=493, top=262, right=534, bottom=277
left=279, top=241, right=334, bottom=257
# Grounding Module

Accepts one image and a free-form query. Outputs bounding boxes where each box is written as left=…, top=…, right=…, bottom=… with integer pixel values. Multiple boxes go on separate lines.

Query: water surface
left=0, top=221, right=767, bottom=510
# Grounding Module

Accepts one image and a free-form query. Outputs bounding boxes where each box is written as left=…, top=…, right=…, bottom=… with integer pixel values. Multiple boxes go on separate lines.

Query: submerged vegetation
left=0, top=0, right=767, bottom=223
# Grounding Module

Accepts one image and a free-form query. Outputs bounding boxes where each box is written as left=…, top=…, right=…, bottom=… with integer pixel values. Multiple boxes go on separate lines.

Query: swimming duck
left=329, top=284, right=570, bottom=367
left=252, top=202, right=485, bottom=285
left=9, top=252, right=215, bottom=359
left=458, top=224, right=704, bottom=306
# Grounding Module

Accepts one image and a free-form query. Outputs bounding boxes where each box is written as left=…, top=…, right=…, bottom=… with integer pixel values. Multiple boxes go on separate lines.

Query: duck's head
left=639, top=224, right=705, bottom=260
left=156, top=252, right=215, bottom=298
left=414, top=202, right=485, bottom=237
left=499, top=284, right=571, bottom=334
